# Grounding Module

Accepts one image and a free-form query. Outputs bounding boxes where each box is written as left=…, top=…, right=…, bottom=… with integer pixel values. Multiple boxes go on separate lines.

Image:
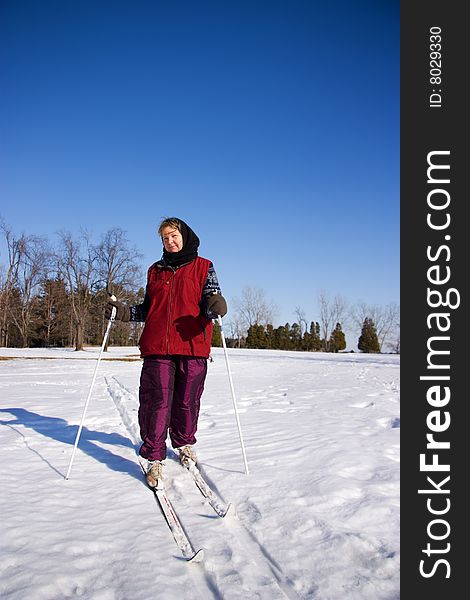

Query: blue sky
left=0, top=0, right=399, bottom=328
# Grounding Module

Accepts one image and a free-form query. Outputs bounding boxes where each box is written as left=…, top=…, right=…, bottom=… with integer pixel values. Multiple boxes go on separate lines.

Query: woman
left=106, top=217, right=227, bottom=488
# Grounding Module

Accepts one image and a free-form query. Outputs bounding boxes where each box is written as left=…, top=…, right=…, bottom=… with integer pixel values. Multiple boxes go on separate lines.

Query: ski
left=154, top=487, right=204, bottom=563
left=139, top=459, right=204, bottom=563
left=181, top=459, right=235, bottom=518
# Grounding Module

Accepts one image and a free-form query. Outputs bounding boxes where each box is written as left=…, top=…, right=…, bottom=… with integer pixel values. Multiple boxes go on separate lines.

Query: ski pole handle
left=109, top=293, right=117, bottom=321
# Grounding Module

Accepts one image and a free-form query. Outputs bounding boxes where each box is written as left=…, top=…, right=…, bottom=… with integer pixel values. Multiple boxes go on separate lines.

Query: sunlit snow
left=0, top=346, right=399, bottom=599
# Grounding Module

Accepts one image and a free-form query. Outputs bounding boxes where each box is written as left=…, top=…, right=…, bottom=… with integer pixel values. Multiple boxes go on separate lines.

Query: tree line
left=0, top=219, right=144, bottom=350
left=239, top=318, right=383, bottom=353
left=224, top=287, right=398, bottom=353
left=1, top=219, right=399, bottom=353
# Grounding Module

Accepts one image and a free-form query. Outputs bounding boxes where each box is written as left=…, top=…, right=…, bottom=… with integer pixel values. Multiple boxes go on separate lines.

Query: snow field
left=0, top=347, right=399, bottom=599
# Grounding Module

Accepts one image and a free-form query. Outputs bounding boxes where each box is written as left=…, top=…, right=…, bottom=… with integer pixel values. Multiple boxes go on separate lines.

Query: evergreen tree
left=246, top=324, right=268, bottom=348
left=272, top=323, right=291, bottom=350
left=33, top=278, right=71, bottom=347
left=301, top=327, right=312, bottom=351
left=271, top=326, right=280, bottom=350
left=289, top=322, right=302, bottom=350
left=358, top=317, right=380, bottom=353
left=265, top=323, right=274, bottom=349
left=245, top=325, right=256, bottom=348
left=329, top=322, right=346, bottom=353
left=312, top=321, right=322, bottom=351
left=211, top=321, right=222, bottom=347
left=2, top=287, right=23, bottom=347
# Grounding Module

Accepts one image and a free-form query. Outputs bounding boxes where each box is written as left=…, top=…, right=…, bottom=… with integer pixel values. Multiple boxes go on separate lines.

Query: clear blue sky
left=0, top=0, right=399, bottom=327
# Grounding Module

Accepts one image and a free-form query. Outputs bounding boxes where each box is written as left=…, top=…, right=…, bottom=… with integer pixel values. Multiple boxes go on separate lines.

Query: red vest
left=138, top=256, right=213, bottom=358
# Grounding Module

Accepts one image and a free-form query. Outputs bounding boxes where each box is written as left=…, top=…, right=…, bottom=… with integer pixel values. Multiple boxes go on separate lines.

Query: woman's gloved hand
left=206, top=293, right=227, bottom=317
left=105, top=299, right=131, bottom=322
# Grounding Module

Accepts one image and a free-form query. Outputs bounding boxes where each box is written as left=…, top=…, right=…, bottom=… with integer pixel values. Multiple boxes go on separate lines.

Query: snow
left=0, top=346, right=400, bottom=599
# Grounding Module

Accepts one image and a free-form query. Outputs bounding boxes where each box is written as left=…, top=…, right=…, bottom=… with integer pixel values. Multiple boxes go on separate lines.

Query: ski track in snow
left=106, top=375, right=300, bottom=600
left=0, top=347, right=400, bottom=599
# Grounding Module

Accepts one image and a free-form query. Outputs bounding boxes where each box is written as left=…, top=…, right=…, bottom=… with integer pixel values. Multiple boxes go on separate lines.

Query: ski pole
left=217, top=315, right=249, bottom=475
left=65, top=296, right=117, bottom=480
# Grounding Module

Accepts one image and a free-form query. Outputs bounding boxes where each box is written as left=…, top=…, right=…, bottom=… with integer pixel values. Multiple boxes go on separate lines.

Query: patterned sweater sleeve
left=129, top=289, right=150, bottom=322
left=201, top=262, right=222, bottom=319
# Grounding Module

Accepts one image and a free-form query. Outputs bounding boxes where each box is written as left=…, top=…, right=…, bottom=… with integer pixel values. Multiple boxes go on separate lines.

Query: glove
left=206, top=293, right=227, bottom=317
left=105, top=299, right=131, bottom=322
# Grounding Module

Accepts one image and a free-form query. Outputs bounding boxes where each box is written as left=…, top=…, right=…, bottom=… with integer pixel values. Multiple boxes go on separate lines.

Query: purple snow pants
left=138, top=355, right=208, bottom=461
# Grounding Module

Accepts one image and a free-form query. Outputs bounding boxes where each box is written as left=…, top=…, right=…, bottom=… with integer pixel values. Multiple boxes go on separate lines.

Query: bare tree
left=318, top=291, right=348, bottom=352
left=94, top=227, right=144, bottom=349
left=57, top=230, right=98, bottom=351
left=387, top=332, right=400, bottom=354
left=226, top=315, right=245, bottom=348
left=294, top=306, right=308, bottom=336
left=233, top=286, right=278, bottom=333
left=0, top=220, right=50, bottom=346
left=0, top=218, right=23, bottom=346
left=95, top=227, right=143, bottom=296
left=350, top=301, right=399, bottom=352
left=9, top=235, right=51, bottom=347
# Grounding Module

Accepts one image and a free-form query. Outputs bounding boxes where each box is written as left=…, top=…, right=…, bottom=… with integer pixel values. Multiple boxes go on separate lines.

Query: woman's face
left=161, top=225, right=183, bottom=253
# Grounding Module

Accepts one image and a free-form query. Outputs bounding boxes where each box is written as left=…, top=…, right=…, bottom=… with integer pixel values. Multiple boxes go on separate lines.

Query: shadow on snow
left=0, top=407, right=143, bottom=482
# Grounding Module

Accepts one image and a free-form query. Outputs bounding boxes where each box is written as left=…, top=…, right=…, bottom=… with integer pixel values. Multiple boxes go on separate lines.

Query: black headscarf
left=161, top=218, right=200, bottom=268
